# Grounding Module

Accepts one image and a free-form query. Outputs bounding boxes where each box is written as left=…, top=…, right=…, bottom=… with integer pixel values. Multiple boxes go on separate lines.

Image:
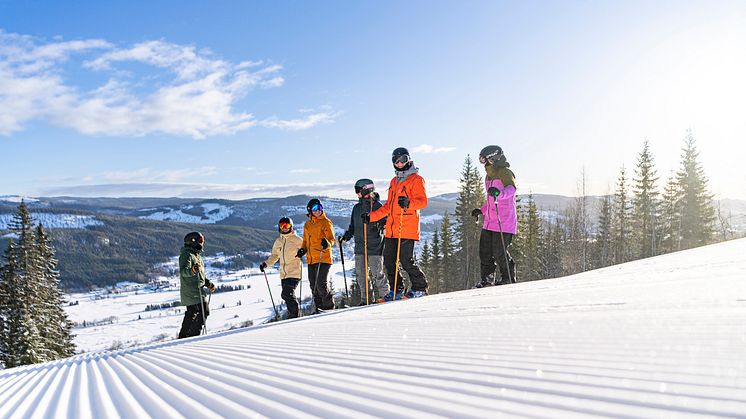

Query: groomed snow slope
left=2, top=239, right=746, bottom=418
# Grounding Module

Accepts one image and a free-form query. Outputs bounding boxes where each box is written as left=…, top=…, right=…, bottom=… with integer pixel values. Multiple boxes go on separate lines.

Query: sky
left=1, top=0, right=745, bottom=200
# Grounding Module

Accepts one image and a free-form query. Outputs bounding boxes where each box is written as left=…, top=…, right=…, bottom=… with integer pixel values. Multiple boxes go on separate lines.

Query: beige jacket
left=264, top=232, right=303, bottom=279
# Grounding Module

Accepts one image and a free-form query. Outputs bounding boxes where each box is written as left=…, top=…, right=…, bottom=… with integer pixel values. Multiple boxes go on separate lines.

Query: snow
left=0, top=195, right=39, bottom=204
left=0, top=213, right=103, bottom=230
left=420, top=213, right=443, bottom=224
left=2, top=238, right=746, bottom=417
left=139, top=203, right=234, bottom=224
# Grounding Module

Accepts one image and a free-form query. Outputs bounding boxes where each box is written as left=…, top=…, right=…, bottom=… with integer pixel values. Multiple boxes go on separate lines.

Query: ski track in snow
left=2, top=239, right=746, bottom=418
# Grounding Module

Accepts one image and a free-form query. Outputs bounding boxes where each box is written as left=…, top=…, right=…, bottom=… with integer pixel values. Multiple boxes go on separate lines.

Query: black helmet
left=354, top=178, right=375, bottom=195
left=479, top=145, right=503, bottom=166
left=278, top=217, right=294, bottom=233
left=184, top=231, right=205, bottom=250
left=391, top=147, right=412, bottom=170
left=306, top=198, right=323, bottom=214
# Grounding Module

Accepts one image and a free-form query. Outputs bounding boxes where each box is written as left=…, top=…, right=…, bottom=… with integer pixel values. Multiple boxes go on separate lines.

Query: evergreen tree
left=539, top=216, right=564, bottom=279
left=591, top=194, right=614, bottom=268
left=453, top=155, right=484, bottom=289
left=430, top=231, right=442, bottom=294
left=611, top=166, right=632, bottom=264
left=419, top=241, right=433, bottom=283
left=631, top=139, right=660, bottom=258
left=675, top=130, right=715, bottom=249
left=439, top=211, right=457, bottom=292
left=659, top=172, right=682, bottom=253
left=35, top=225, right=76, bottom=359
left=521, top=194, right=542, bottom=281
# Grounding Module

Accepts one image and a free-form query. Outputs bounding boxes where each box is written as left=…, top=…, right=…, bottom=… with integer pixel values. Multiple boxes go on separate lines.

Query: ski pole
left=338, top=238, right=350, bottom=303
left=493, top=197, right=514, bottom=284
left=392, top=209, right=404, bottom=299
left=263, top=270, right=280, bottom=320
left=298, top=262, right=303, bottom=318
left=199, top=284, right=209, bottom=335
left=363, top=210, right=370, bottom=305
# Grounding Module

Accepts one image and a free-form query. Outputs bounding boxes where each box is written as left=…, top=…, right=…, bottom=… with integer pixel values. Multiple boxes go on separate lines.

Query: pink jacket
left=480, top=178, right=517, bottom=234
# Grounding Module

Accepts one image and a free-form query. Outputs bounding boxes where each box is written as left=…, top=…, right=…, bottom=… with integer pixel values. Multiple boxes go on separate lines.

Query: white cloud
left=289, top=169, right=321, bottom=174
left=0, top=30, right=334, bottom=138
left=412, top=144, right=457, bottom=154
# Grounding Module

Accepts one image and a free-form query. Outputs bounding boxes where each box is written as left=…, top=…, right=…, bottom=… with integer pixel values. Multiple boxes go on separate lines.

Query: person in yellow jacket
left=296, top=198, right=336, bottom=313
left=260, top=217, right=303, bottom=319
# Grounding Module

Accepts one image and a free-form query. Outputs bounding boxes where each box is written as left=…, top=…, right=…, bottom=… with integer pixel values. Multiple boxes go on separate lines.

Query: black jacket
left=342, top=194, right=385, bottom=255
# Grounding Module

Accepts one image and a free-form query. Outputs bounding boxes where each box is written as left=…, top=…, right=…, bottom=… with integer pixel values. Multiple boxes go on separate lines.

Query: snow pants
left=308, top=263, right=334, bottom=310
left=479, top=230, right=515, bottom=284
left=354, top=254, right=389, bottom=303
left=178, top=299, right=210, bottom=339
left=281, top=278, right=300, bottom=319
left=382, top=238, right=427, bottom=293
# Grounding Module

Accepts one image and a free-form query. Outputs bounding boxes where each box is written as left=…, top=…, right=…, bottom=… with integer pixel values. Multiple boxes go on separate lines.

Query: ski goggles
left=479, top=151, right=502, bottom=165
left=355, top=183, right=375, bottom=194
left=392, top=154, right=411, bottom=165
left=279, top=221, right=292, bottom=231
left=310, top=203, right=323, bottom=212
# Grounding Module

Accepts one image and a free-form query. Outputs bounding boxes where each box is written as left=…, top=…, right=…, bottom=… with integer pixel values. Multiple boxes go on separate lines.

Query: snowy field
left=64, top=254, right=354, bottom=353
left=1, top=238, right=745, bottom=417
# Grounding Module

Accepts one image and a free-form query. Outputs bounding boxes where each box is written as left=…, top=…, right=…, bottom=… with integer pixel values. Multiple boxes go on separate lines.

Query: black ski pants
left=308, top=263, right=334, bottom=310
left=479, top=230, right=515, bottom=284
left=382, top=237, right=428, bottom=292
left=281, top=278, right=300, bottom=319
left=178, top=300, right=210, bottom=339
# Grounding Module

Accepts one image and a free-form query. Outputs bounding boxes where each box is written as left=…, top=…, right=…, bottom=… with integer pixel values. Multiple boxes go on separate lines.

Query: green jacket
left=179, top=246, right=209, bottom=306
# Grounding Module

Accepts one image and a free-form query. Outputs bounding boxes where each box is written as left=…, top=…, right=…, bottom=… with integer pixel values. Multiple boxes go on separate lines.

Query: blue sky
left=1, top=0, right=745, bottom=200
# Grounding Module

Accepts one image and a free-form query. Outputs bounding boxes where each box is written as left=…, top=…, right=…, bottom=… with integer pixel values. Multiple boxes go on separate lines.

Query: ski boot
left=401, top=290, right=427, bottom=299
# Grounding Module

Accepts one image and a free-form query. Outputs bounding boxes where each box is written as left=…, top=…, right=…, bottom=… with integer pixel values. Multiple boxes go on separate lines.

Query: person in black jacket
left=340, top=179, right=389, bottom=305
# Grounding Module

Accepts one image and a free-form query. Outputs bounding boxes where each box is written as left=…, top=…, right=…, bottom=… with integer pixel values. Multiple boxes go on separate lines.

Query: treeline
left=0, top=203, right=76, bottom=369
left=420, top=130, right=735, bottom=290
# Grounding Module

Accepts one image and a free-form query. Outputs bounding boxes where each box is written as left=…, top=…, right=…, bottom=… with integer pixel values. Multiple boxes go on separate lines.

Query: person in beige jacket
left=260, top=217, right=303, bottom=319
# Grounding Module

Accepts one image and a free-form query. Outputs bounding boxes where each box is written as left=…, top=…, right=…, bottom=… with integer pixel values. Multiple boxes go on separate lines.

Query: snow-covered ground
left=0, top=213, right=103, bottom=230
left=2, top=238, right=746, bottom=417
left=139, top=203, right=235, bottom=224
left=65, top=254, right=353, bottom=353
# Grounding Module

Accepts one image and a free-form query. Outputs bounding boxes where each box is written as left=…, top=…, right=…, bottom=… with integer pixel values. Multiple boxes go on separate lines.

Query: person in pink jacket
left=471, top=145, right=517, bottom=287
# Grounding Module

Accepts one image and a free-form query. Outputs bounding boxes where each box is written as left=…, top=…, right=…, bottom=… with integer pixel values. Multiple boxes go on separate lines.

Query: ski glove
left=321, top=238, right=329, bottom=249
left=487, top=187, right=500, bottom=198
left=397, top=196, right=410, bottom=209
left=207, top=282, right=216, bottom=293
left=337, top=235, right=345, bottom=244
left=191, top=263, right=200, bottom=275
left=471, top=208, right=482, bottom=217
left=361, top=212, right=370, bottom=224
left=295, top=248, right=307, bottom=258
left=259, top=262, right=267, bottom=272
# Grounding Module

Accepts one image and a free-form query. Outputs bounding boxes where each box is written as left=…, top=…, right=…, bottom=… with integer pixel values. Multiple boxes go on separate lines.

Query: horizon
left=2, top=1, right=745, bottom=200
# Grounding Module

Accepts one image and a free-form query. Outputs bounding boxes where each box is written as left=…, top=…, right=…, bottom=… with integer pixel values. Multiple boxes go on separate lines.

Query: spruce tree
left=675, top=130, right=715, bottom=249
left=522, top=194, right=542, bottom=281
left=35, top=225, right=76, bottom=358
left=592, top=194, right=614, bottom=268
left=659, top=173, right=683, bottom=253
left=430, top=231, right=442, bottom=294
left=612, top=166, right=632, bottom=264
left=439, top=211, right=458, bottom=291
left=540, top=216, right=564, bottom=279
left=632, top=139, right=660, bottom=258
left=454, top=155, right=484, bottom=289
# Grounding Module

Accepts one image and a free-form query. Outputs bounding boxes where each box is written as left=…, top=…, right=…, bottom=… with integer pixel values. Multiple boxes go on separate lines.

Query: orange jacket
left=370, top=172, right=427, bottom=240
left=301, top=212, right=336, bottom=264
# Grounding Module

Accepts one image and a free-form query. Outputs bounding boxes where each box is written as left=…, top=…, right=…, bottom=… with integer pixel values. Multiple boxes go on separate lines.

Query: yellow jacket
left=302, top=213, right=335, bottom=265
left=264, top=232, right=303, bottom=279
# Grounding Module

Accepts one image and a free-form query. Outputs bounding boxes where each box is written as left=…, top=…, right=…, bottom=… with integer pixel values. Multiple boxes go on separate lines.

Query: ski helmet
left=354, top=178, right=375, bottom=195
left=278, top=217, right=294, bottom=233
left=479, top=145, right=503, bottom=166
left=184, top=231, right=205, bottom=250
left=306, top=198, right=323, bottom=214
left=391, top=147, right=412, bottom=170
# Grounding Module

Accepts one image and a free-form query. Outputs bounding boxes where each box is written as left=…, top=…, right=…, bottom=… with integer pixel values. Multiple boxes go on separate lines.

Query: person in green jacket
left=178, top=231, right=215, bottom=338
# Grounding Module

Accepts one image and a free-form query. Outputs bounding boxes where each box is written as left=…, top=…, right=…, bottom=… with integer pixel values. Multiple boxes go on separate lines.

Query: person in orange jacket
left=364, top=147, right=428, bottom=301
left=296, top=198, right=336, bottom=313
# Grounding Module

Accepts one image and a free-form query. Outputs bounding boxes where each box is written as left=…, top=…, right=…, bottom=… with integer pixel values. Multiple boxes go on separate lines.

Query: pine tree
left=676, top=130, right=715, bottom=249
left=439, top=211, right=457, bottom=292
left=430, top=231, right=442, bottom=294
left=539, top=216, right=564, bottom=279
left=454, top=155, right=484, bottom=289
left=631, top=139, right=660, bottom=258
left=611, top=166, right=632, bottom=264
left=35, top=225, right=76, bottom=359
left=591, top=194, right=614, bottom=268
left=659, top=173, right=682, bottom=253
left=521, top=194, right=542, bottom=281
